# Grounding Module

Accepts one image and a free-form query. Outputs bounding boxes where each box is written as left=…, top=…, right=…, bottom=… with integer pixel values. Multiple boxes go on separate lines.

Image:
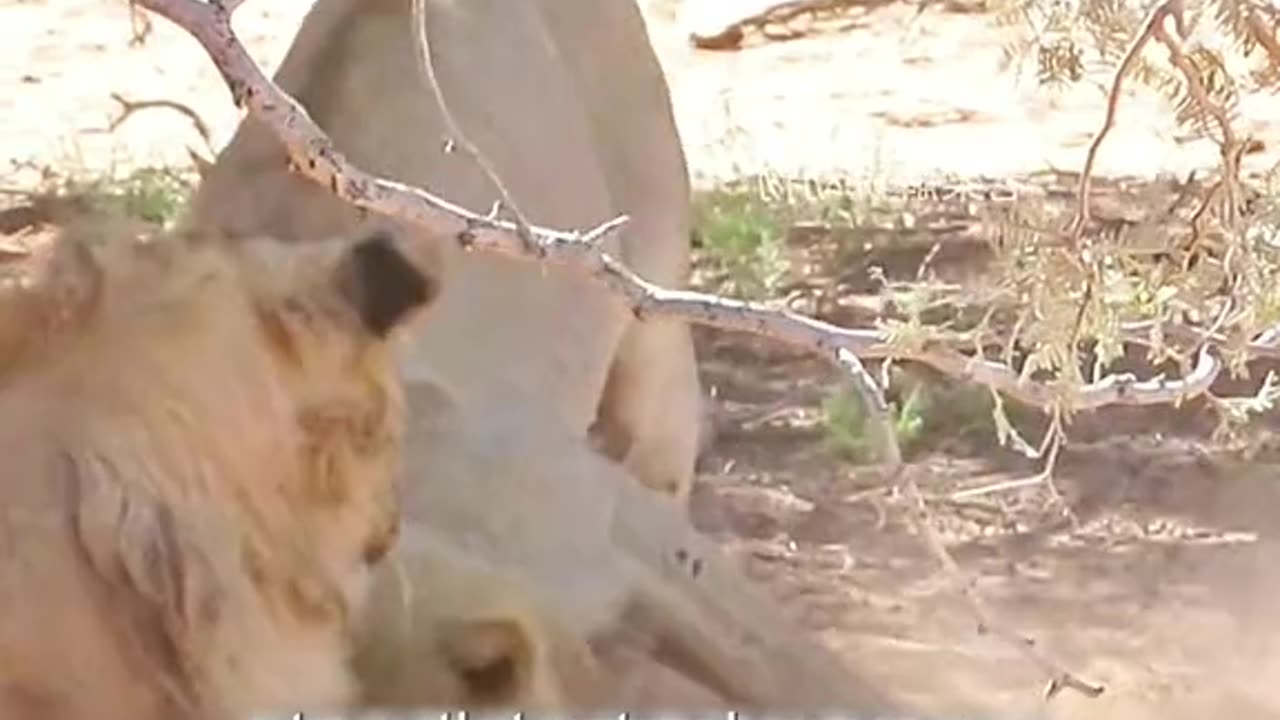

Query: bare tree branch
left=1069, top=0, right=1176, bottom=248
left=91, top=92, right=216, bottom=158
left=133, top=0, right=1231, bottom=420
left=1153, top=17, right=1247, bottom=244
left=687, top=0, right=874, bottom=51
left=126, top=0, right=156, bottom=46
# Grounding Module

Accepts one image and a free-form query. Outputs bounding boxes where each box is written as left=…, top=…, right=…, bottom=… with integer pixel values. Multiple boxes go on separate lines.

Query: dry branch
left=95, top=92, right=216, bottom=158
left=126, top=0, right=155, bottom=45
left=1153, top=15, right=1248, bottom=248
left=131, top=0, right=1229, bottom=423
left=687, top=0, right=869, bottom=50
left=1069, top=0, right=1177, bottom=248
left=838, top=348, right=1106, bottom=699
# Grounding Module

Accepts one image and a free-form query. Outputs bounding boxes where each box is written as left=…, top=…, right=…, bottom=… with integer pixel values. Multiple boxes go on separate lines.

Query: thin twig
left=1070, top=0, right=1176, bottom=247
left=408, top=0, right=540, bottom=256
left=835, top=347, right=902, bottom=466
left=948, top=474, right=1051, bottom=501
left=126, top=0, right=155, bottom=46
left=842, top=350, right=1104, bottom=700
left=1060, top=1, right=1178, bottom=428
left=93, top=92, right=216, bottom=155
left=900, top=470, right=1106, bottom=700
left=687, top=0, right=867, bottom=51
left=1152, top=20, right=1244, bottom=235
left=1243, top=5, right=1280, bottom=71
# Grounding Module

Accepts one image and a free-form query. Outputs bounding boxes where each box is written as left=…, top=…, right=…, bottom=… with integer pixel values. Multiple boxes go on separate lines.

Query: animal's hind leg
left=591, top=315, right=705, bottom=507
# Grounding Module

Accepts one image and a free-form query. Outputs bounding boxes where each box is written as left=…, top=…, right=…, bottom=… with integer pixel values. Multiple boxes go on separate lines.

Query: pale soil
left=5, top=1, right=1280, bottom=718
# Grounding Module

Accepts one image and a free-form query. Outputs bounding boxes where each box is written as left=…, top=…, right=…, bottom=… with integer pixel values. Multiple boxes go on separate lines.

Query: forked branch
left=134, top=0, right=1225, bottom=421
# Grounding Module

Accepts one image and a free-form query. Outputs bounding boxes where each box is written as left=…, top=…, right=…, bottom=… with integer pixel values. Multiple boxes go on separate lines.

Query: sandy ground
left=5, top=1, right=1280, bottom=718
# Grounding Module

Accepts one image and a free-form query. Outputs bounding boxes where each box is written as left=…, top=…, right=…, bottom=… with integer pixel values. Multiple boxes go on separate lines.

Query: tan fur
left=183, top=0, right=705, bottom=506
left=0, top=222, right=434, bottom=720
left=372, top=382, right=914, bottom=714
left=353, top=505, right=734, bottom=713
left=591, top=635, right=731, bottom=709
left=353, top=525, right=614, bottom=711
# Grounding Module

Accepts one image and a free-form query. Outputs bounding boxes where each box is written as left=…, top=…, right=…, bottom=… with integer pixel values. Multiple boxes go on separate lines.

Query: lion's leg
left=591, top=315, right=704, bottom=506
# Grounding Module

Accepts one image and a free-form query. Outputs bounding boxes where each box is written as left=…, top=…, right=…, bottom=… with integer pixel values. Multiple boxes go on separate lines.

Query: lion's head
left=353, top=525, right=613, bottom=713
left=0, top=221, right=436, bottom=718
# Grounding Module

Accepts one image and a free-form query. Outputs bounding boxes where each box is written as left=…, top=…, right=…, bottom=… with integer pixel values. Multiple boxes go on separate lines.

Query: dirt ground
left=6, top=1, right=1280, bottom=718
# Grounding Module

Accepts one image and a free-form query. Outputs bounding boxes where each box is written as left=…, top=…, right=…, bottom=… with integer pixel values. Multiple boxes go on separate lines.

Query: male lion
left=0, top=221, right=435, bottom=720
left=185, top=0, right=705, bottom=506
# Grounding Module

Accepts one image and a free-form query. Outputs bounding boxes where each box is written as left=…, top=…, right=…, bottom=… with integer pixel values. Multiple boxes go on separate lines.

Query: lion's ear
left=438, top=616, right=537, bottom=704
left=336, top=231, right=438, bottom=338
